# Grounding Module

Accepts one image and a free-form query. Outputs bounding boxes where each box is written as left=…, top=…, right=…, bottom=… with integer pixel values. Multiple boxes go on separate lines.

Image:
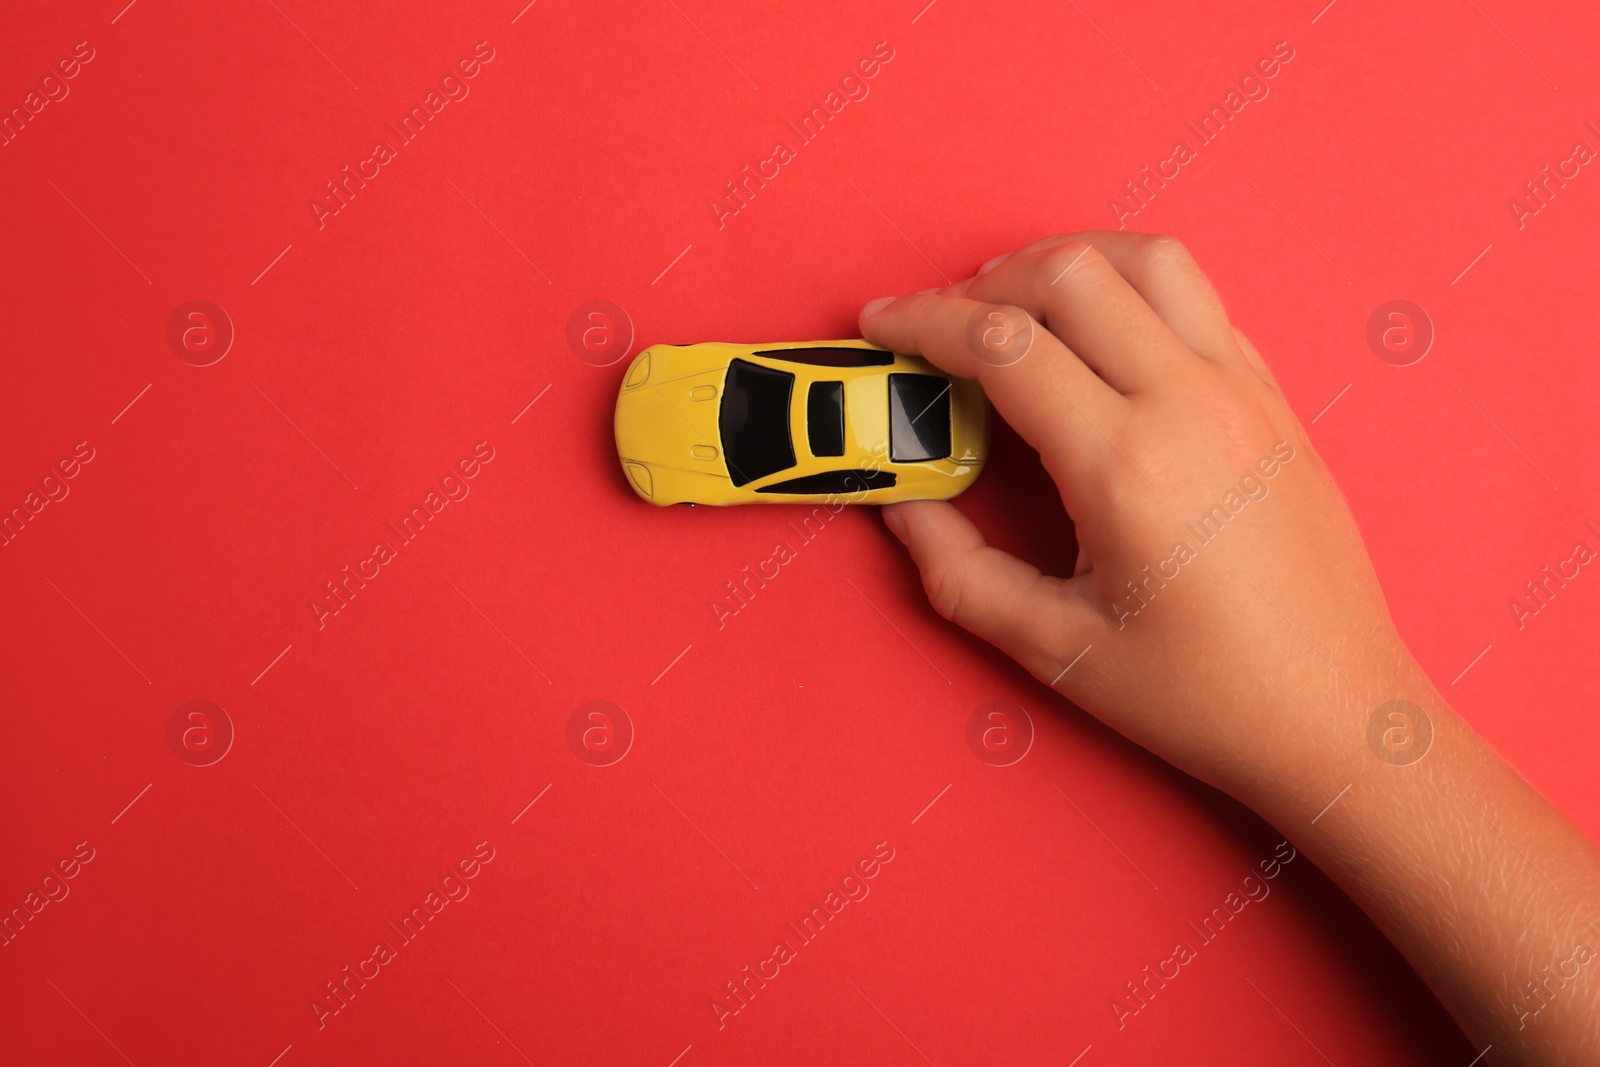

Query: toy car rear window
left=753, top=346, right=895, bottom=367
left=755, top=469, right=897, bottom=494
left=888, top=373, right=952, bottom=462
left=720, top=359, right=796, bottom=486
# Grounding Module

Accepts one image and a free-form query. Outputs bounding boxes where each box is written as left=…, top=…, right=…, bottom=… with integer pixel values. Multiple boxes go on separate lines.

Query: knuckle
left=925, top=545, right=988, bottom=626
left=906, top=291, right=941, bottom=319
left=1196, top=388, right=1275, bottom=456
left=1020, top=232, right=1082, bottom=256
left=1036, top=240, right=1101, bottom=284
left=926, top=558, right=968, bottom=623
left=1139, top=233, right=1190, bottom=267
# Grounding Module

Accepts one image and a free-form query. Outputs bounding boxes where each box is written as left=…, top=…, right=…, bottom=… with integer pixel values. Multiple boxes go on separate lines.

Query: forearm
left=1254, top=667, right=1600, bottom=1065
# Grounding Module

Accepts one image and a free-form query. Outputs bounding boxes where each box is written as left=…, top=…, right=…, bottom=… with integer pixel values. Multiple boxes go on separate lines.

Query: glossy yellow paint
left=614, top=340, right=988, bottom=506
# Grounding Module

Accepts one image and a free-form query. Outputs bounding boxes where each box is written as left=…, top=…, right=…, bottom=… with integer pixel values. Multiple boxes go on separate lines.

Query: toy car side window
left=720, top=359, right=797, bottom=486
left=888, top=373, right=953, bottom=463
left=806, top=381, right=845, bottom=457
left=755, top=469, right=897, bottom=494
left=753, top=346, right=895, bottom=367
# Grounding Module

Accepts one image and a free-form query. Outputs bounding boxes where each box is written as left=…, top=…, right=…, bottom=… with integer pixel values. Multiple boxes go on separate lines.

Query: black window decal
left=888, top=373, right=952, bottom=462
left=753, top=346, right=895, bottom=368
left=755, top=469, right=897, bottom=495
left=806, top=381, right=845, bottom=457
left=719, top=359, right=796, bottom=486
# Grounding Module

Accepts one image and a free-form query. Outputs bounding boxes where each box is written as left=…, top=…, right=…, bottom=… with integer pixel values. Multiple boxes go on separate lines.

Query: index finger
left=860, top=292, right=1128, bottom=485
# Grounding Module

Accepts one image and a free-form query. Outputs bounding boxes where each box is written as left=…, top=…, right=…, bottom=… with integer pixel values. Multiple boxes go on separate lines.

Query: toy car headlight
left=624, top=352, right=651, bottom=389
left=623, top=461, right=653, bottom=498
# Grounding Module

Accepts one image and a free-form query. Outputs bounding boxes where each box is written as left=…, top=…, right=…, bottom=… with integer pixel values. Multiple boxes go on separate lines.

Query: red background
left=3, top=1, right=1597, bottom=1064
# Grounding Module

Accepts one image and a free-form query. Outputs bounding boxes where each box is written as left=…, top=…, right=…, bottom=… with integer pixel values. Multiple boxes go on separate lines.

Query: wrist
left=1239, top=676, right=1600, bottom=1061
left=1232, top=644, right=1443, bottom=828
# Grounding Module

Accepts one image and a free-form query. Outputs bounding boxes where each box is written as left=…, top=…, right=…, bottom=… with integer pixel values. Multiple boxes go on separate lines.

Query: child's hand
left=861, top=232, right=1408, bottom=807
left=860, top=233, right=1600, bottom=1066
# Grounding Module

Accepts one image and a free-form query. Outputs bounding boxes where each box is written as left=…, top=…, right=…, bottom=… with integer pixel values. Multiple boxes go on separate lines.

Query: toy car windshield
left=719, top=359, right=796, bottom=486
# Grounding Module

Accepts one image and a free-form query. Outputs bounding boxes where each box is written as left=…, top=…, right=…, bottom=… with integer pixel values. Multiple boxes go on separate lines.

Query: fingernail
left=861, top=296, right=895, bottom=318
left=917, top=287, right=941, bottom=295
left=977, top=252, right=1011, bottom=276
left=882, top=504, right=909, bottom=543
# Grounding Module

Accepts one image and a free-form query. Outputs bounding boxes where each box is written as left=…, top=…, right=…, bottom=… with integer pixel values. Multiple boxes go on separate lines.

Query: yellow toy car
left=614, top=340, right=987, bottom=505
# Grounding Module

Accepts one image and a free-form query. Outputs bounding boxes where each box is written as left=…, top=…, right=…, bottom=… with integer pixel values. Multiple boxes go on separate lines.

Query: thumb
left=882, top=500, right=1103, bottom=690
